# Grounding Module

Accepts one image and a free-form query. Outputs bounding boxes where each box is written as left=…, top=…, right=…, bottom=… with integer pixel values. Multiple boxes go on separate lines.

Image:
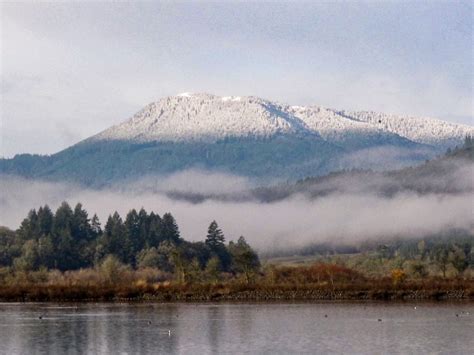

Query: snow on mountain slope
left=93, top=93, right=473, bottom=147
left=342, top=111, right=472, bottom=147
left=286, top=105, right=384, bottom=141
left=94, top=93, right=311, bottom=143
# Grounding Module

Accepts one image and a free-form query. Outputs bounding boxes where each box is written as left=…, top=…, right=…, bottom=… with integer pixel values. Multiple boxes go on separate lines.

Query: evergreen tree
left=37, top=205, right=53, bottom=237
left=229, top=236, right=260, bottom=283
left=137, top=208, right=150, bottom=245
left=72, top=203, right=93, bottom=242
left=37, top=236, right=55, bottom=269
left=125, top=209, right=143, bottom=265
left=205, top=221, right=225, bottom=249
left=147, top=212, right=162, bottom=247
left=161, top=213, right=181, bottom=244
left=183, top=241, right=211, bottom=269
left=3, top=203, right=267, bottom=278
left=52, top=202, right=74, bottom=237
left=205, top=220, right=231, bottom=271
left=91, top=214, right=102, bottom=238
left=52, top=202, right=75, bottom=270
left=18, top=209, right=40, bottom=241
left=102, top=212, right=128, bottom=263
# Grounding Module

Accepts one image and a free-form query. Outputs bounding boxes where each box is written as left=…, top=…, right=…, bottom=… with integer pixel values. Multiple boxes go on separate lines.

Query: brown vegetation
left=0, top=262, right=472, bottom=302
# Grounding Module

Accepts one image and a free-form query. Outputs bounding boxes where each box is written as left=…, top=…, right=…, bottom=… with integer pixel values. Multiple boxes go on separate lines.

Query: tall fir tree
left=161, top=213, right=181, bottom=244
left=137, top=208, right=150, bottom=245
left=205, top=220, right=231, bottom=271
left=147, top=212, right=162, bottom=247
left=90, top=214, right=102, bottom=238
left=72, top=203, right=93, bottom=242
left=51, top=202, right=75, bottom=270
left=18, top=209, right=40, bottom=241
left=102, top=212, right=128, bottom=263
left=37, top=205, right=53, bottom=237
left=205, top=221, right=225, bottom=249
left=125, top=209, right=143, bottom=265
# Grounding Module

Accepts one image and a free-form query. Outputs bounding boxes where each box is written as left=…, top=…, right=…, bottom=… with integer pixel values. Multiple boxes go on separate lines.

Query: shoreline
left=1, top=285, right=472, bottom=302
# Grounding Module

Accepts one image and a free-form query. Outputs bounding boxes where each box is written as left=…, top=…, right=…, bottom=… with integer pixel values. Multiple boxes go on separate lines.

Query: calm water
left=0, top=302, right=472, bottom=354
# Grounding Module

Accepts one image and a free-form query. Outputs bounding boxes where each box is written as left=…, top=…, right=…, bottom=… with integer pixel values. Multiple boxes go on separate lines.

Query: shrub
left=391, top=268, right=406, bottom=285
left=98, top=255, right=130, bottom=284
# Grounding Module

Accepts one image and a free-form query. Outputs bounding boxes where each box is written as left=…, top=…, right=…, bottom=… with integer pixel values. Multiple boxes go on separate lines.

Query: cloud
left=1, top=167, right=472, bottom=253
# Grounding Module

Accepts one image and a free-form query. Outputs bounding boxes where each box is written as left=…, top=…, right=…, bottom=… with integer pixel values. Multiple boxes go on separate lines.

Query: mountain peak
left=94, top=93, right=310, bottom=143
left=92, top=94, right=473, bottom=147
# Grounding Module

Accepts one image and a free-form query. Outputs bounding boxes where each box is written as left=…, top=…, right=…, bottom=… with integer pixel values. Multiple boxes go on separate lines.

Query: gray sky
left=1, top=1, right=473, bottom=158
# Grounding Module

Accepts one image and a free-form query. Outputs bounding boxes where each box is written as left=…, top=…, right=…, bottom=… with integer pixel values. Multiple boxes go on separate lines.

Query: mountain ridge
left=92, top=93, right=472, bottom=148
left=1, top=93, right=472, bottom=186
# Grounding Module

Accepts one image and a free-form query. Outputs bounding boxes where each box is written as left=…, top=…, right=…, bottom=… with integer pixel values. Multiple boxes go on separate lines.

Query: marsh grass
left=0, top=262, right=472, bottom=302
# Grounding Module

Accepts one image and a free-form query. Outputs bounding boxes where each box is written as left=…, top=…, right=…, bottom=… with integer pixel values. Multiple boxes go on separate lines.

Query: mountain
left=93, top=93, right=469, bottom=147
left=255, top=139, right=474, bottom=201
left=1, top=93, right=472, bottom=186
left=163, top=138, right=474, bottom=204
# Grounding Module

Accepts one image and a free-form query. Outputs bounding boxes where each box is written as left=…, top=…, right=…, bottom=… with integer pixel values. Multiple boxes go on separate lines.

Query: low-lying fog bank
left=1, top=161, right=473, bottom=251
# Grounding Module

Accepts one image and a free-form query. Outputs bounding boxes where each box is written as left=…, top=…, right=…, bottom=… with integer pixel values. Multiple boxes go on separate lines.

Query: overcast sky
left=1, top=1, right=472, bottom=157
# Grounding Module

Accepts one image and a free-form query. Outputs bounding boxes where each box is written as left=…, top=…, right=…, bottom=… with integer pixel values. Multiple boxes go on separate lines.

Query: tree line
left=0, top=203, right=260, bottom=281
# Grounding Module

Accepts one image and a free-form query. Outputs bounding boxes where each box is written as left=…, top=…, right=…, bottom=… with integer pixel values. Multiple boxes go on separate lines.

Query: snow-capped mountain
left=1, top=93, right=472, bottom=187
left=93, top=93, right=311, bottom=143
left=93, top=93, right=472, bottom=148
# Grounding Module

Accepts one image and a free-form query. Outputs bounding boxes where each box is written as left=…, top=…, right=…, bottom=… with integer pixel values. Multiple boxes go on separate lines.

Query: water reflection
left=0, top=302, right=472, bottom=354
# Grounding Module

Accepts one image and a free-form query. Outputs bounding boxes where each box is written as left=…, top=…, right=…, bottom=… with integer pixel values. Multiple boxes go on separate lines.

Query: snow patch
left=222, top=96, right=242, bottom=102
left=177, top=92, right=193, bottom=98
left=93, top=93, right=474, bottom=148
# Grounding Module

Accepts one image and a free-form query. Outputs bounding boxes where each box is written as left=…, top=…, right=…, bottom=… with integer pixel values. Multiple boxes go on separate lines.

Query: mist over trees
left=0, top=203, right=260, bottom=281
left=0, top=137, right=472, bottom=286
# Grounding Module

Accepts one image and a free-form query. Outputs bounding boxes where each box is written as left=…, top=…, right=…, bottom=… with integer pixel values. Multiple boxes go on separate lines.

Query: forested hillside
left=2, top=94, right=472, bottom=186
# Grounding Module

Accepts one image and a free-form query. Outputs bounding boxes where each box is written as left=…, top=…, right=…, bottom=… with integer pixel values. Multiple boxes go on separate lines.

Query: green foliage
left=277, top=234, right=474, bottom=279
left=13, top=240, right=39, bottom=272
left=2, top=200, right=473, bottom=286
left=137, top=247, right=161, bottom=269
left=101, top=212, right=128, bottom=263
left=205, top=256, right=221, bottom=284
left=187, top=258, right=203, bottom=283
left=0, top=203, right=262, bottom=286
left=205, top=220, right=231, bottom=271
left=450, top=245, right=469, bottom=274
left=99, top=255, right=129, bottom=284
left=205, top=221, right=225, bottom=249
left=229, top=236, right=260, bottom=283
left=160, top=213, right=181, bottom=245
left=0, top=227, right=21, bottom=266
left=0, top=136, right=347, bottom=186
left=408, top=260, right=428, bottom=278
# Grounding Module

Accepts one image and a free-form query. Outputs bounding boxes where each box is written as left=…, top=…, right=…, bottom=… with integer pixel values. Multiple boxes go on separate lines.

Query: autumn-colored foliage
left=391, top=268, right=407, bottom=285
left=0, top=262, right=472, bottom=302
left=270, top=263, right=365, bottom=285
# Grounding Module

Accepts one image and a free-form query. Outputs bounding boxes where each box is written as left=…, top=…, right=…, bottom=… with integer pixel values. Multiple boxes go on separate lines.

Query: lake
left=0, top=302, right=472, bottom=354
